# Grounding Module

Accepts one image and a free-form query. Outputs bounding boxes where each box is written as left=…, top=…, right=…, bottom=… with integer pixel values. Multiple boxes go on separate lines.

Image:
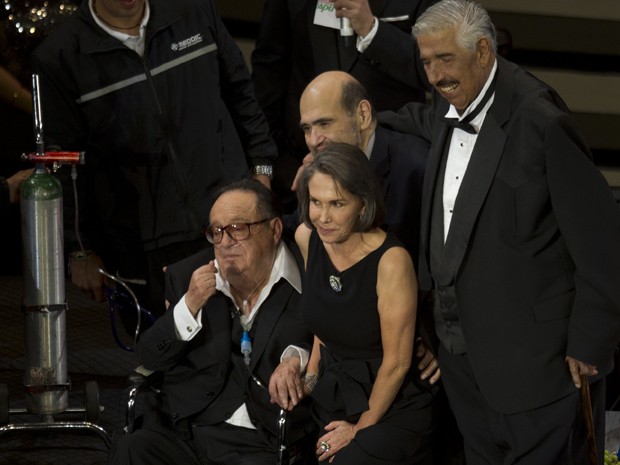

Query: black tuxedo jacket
left=371, top=125, right=428, bottom=271
left=381, top=56, right=620, bottom=414
left=251, top=0, right=434, bottom=165
left=136, top=242, right=315, bottom=444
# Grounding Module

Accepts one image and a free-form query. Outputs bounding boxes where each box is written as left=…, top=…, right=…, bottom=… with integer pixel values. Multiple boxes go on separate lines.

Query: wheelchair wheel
left=0, top=383, right=8, bottom=425
left=84, top=380, right=101, bottom=423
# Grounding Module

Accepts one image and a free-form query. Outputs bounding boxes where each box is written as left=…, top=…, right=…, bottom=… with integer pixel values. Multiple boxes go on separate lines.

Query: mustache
left=436, top=80, right=458, bottom=88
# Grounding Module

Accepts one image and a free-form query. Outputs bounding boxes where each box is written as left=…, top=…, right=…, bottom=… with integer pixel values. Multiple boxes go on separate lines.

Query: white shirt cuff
left=173, top=294, right=203, bottom=341
left=280, top=345, right=310, bottom=373
left=356, top=17, right=378, bottom=53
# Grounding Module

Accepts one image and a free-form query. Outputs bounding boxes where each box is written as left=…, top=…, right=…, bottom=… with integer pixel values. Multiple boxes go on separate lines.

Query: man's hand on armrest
left=269, top=356, right=304, bottom=411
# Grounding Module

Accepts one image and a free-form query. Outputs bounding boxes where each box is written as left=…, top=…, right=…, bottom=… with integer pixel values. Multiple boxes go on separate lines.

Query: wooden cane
left=580, top=373, right=598, bottom=465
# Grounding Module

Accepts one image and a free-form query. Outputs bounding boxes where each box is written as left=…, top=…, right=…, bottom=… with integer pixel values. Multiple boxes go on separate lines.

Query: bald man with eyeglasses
left=108, top=179, right=316, bottom=465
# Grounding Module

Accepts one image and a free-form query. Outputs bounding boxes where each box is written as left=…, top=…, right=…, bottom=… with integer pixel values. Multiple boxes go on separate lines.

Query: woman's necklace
left=93, top=0, right=143, bottom=31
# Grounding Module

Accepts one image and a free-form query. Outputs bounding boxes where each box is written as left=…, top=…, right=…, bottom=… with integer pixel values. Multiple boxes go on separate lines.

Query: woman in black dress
left=295, top=143, right=434, bottom=464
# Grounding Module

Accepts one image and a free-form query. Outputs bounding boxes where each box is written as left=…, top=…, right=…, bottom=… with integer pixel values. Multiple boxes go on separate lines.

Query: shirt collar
left=88, top=0, right=150, bottom=43
left=215, top=241, right=302, bottom=308
left=363, top=131, right=376, bottom=160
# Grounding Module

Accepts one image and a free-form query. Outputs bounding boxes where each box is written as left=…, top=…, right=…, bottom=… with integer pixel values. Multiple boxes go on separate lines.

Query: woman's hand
left=316, top=420, right=358, bottom=462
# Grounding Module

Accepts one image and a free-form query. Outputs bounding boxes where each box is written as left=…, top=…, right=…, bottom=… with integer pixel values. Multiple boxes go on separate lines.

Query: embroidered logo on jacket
left=171, top=33, right=204, bottom=52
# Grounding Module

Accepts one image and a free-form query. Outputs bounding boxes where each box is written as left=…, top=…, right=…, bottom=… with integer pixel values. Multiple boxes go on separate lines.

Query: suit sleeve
left=378, top=99, right=436, bottom=142
left=361, top=0, right=435, bottom=92
left=545, top=111, right=620, bottom=374
left=136, top=308, right=193, bottom=371
left=250, top=0, right=292, bottom=149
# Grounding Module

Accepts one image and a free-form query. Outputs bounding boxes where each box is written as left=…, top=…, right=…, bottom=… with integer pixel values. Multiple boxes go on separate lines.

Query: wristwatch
left=251, top=164, right=273, bottom=180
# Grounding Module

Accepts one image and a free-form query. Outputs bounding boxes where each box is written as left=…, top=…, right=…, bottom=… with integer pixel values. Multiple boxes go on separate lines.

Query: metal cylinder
left=20, top=167, right=68, bottom=414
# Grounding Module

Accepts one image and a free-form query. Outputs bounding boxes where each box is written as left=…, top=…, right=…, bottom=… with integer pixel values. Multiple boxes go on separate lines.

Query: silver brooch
left=329, top=275, right=342, bottom=292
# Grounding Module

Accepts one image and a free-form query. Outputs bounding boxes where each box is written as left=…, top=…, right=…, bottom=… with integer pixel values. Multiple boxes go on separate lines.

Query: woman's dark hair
left=296, top=142, right=384, bottom=232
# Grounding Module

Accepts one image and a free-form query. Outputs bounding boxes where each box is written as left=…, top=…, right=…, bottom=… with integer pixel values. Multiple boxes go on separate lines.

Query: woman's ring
left=319, top=441, right=331, bottom=453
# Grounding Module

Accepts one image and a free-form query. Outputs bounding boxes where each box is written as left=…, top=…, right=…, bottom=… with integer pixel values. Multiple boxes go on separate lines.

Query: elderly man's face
left=418, top=27, right=493, bottom=113
left=209, top=190, right=280, bottom=282
left=300, top=86, right=362, bottom=155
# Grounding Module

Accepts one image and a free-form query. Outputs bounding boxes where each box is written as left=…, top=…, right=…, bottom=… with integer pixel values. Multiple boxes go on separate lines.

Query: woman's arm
left=294, top=223, right=312, bottom=267
left=303, top=335, right=323, bottom=396
left=357, top=246, right=417, bottom=429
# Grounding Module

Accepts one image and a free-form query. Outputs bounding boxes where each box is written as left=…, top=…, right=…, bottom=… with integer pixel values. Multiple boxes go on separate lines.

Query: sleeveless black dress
left=301, top=231, right=435, bottom=464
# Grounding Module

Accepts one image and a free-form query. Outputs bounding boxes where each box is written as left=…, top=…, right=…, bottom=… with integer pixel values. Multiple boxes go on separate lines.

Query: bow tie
left=442, top=116, right=478, bottom=134
left=442, top=73, right=497, bottom=135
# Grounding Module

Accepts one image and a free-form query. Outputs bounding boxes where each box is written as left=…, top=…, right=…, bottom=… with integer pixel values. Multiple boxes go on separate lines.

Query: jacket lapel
left=370, top=126, right=390, bottom=199
left=247, top=280, right=294, bottom=370
left=197, top=294, right=233, bottom=368
left=421, top=110, right=452, bottom=267
left=441, top=117, right=507, bottom=271
left=441, top=59, right=512, bottom=274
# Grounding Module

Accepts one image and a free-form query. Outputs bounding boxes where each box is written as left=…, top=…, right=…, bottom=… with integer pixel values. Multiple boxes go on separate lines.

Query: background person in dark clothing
left=251, top=0, right=436, bottom=210
left=32, top=0, right=277, bottom=317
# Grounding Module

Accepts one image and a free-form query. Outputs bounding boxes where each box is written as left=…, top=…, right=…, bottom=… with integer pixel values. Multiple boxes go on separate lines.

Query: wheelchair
left=122, top=367, right=317, bottom=465
left=104, top=278, right=317, bottom=465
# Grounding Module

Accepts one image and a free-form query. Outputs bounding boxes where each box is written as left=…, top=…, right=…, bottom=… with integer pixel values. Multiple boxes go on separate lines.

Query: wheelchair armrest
left=129, top=365, right=157, bottom=385
left=124, top=366, right=163, bottom=434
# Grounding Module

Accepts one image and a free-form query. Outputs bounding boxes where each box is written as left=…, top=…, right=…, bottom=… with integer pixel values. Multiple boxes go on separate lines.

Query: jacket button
left=206, top=392, right=214, bottom=399
left=172, top=412, right=179, bottom=419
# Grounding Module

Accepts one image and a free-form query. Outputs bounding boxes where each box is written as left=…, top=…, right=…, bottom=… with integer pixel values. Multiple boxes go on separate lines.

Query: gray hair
left=413, top=0, right=497, bottom=53
left=296, top=142, right=384, bottom=232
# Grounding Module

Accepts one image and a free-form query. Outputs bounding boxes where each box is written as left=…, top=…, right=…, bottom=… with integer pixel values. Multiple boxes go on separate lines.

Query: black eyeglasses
left=205, top=218, right=273, bottom=244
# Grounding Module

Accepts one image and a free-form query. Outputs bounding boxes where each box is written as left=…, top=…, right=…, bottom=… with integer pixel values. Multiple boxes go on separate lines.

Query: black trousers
left=107, top=422, right=276, bottom=465
left=438, top=345, right=595, bottom=465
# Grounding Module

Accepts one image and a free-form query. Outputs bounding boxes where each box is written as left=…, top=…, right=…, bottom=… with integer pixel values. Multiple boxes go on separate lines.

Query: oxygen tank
left=20, top=75, right=69, bottom=415
left=20, top=166, right=68, bottom=414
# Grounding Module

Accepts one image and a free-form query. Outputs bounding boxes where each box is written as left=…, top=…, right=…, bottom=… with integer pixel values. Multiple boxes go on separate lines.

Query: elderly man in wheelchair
left=107, top=179, right=317, bottom=465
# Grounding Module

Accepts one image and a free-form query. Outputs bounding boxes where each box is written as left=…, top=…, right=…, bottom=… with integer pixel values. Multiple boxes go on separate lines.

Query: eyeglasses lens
left=206, top=223, right=250, bottom=244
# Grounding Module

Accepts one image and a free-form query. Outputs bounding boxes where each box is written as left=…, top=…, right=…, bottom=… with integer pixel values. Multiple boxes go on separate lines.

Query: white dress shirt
left=172, top=241, right=303, bottom=429
left=442, top=60, right=498, bottom=242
